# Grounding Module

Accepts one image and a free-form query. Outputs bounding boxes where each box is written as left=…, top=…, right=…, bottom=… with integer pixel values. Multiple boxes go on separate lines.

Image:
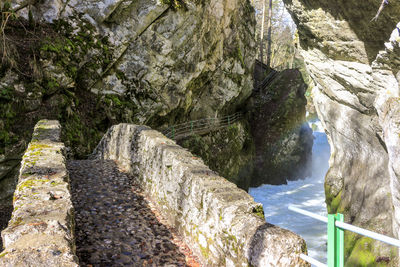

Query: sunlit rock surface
left=283, top=0, right=400, bottom=264
left=10, top=0, right=256, bottom=123
left=0, top=0, right=256, bottom=202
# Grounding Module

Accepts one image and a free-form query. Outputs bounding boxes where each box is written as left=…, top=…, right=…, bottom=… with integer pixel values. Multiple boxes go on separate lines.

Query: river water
left=249, top=121, right=330, bottom=263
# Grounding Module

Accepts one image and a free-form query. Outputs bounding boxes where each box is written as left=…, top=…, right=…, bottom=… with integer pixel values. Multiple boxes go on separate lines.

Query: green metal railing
left=288, top=205, right=400, bottom=267
left=162, top=112, right=243, bottom=140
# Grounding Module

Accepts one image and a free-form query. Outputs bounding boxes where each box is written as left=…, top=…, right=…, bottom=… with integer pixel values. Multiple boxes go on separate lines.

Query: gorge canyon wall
left=283, top=0, right=400, bottom=264
left=0, top=0, right=256, bottom=205
left=1, top=0, right=313, bottom=203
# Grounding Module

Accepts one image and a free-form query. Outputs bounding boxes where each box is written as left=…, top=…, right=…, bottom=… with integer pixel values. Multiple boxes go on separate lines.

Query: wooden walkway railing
left=162, top=112, right=243, bottom=140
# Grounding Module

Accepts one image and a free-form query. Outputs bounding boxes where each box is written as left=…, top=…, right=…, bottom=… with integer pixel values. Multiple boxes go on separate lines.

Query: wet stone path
left=68, top=160, right=197, bottom=267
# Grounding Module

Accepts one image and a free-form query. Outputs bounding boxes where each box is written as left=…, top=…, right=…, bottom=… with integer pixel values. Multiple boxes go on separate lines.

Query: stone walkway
left=68, top=160, right=199, bottom=267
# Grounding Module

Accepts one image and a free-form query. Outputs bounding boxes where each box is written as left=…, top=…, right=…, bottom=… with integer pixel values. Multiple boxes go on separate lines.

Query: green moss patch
left=28, top=143, right=51, bottom=151
left=252, top=205, right=265, bottom=220
left=160, top=0, right=186, bottom=9
left=345, top=237, right=376, bottom=267
left=328, top=190, right=342, bottom=214
left=17, top=178, right=50, bottom=191
left=200, top=245, right=210, bottom=259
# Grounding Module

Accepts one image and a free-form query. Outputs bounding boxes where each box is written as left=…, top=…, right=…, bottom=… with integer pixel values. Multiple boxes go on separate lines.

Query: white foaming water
left=249, top=121, right=331, bottom=263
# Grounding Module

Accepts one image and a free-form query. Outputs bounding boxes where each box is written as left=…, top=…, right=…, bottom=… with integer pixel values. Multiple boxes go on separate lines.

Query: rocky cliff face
left=11, top=0, right=255, bottom=148
left=282, top=0, right=400, bottom=264
left=248, top=69, right=313, bottom=186
left=0, top=0, right=256, bottom=202
left=179, top=68, right=313, bottom=190
left=178, top=121, right=255, bottom=190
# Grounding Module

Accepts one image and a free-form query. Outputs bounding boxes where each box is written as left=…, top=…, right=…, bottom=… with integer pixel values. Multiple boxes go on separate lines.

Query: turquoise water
left=249, top=122, right=330, bottom=263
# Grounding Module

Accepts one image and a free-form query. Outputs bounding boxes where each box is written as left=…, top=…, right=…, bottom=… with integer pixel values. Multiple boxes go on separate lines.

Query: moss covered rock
left=0, top=0, right=256, bottom=202
left=283, top=0, right=400, bottom=264
left=179, top=121, right=254, bottom=190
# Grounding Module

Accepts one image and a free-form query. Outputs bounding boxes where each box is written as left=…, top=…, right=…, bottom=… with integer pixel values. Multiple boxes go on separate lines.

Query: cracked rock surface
left=282, top=0, right=400, bottom=262
left=68, top=160, right=192, bottom=267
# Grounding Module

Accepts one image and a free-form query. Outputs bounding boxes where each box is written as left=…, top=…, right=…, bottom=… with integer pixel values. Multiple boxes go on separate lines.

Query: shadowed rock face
left=282, top=0, right=400, bottom=264
left=178, top=121, right=256, bottom=191
left=177, top=68, right=314, bottom=190
left=248, top=69, right=313, bottom=186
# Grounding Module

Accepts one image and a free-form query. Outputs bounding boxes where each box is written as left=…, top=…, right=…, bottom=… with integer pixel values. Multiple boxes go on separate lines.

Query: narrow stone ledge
left=92, top=123, right=309, bottom=266
left=0, top=120, right=78, bottom=267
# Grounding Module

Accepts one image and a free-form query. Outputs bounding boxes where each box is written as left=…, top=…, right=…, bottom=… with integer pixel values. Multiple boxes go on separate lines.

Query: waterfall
left=249, top=120, right=330, bottom=263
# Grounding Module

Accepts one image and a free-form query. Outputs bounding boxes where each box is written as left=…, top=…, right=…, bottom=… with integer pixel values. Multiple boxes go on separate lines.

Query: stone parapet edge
left=92, top=123, right=309, bottom=267
left=0, top=120, right=78, bottom=266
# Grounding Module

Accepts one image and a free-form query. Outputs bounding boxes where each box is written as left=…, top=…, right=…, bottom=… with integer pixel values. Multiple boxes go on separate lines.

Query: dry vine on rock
left=0, top=2, right=17, bottom=67
left=371, top=0, right=389, bottom=22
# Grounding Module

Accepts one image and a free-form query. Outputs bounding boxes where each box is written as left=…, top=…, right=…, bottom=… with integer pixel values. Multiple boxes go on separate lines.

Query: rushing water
left=249, top=121, right=330, bottom=263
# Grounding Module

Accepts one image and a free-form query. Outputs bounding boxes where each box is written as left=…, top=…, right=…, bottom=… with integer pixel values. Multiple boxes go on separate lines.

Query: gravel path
left=68, top=160, right=198, bottom=267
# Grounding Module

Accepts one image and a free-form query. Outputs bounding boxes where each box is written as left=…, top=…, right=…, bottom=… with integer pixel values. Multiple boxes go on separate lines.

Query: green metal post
left=228, top=115, right=230, bottom=126
left=328, top=213, right=344, bottom=267
left=328, top=214, right=335, bottom=267
left=191, top=121, right=193, bottom=133
left=335, top=213, right=344, bottom=267
left=172, top=126, right=175, bottom=139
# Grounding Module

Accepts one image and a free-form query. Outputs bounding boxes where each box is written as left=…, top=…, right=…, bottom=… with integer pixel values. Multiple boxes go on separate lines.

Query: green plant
left=160, top=0, right=185, bottom=9
left=1, top=1, right=19, bottom=61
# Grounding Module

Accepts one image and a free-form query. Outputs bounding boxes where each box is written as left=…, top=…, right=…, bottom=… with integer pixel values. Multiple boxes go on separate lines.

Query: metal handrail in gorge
left=162, top=112, right=243, bottom=140
left=288, top=205, right=400, bottom=267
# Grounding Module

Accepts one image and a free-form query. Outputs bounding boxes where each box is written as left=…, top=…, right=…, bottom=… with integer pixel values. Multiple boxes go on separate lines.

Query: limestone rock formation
left=247, top=69, right=313, bottom=186
left=10, top=0, right=256, bottom=123
left=0, top=0, right=256, bottom=202
left=178, top=68, right=313, bottom=190
left=282, top=0, right=400, bottom=264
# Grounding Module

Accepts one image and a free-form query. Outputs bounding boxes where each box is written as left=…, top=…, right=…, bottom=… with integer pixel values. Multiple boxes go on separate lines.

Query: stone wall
left=0, top=120, right=78, bottom=266
left=92, top=123, right=308, bottom=266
